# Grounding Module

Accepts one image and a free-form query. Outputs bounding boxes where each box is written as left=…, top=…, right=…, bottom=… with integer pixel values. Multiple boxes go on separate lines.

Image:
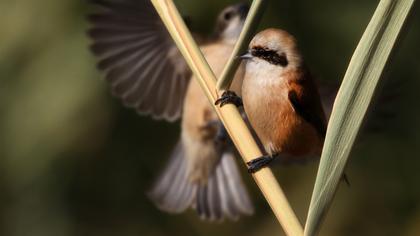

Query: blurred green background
left=1, top=0, right=419, bottom=235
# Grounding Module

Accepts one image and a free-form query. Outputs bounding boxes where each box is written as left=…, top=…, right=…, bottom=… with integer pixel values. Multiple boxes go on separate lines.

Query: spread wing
left=88, top=0, right=191, bottom=122
left=288, top=71, right=327, bottom=138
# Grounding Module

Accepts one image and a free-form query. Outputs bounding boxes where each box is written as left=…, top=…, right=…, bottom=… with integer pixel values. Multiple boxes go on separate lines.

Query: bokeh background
left=1, top=0, right=420, bottom=235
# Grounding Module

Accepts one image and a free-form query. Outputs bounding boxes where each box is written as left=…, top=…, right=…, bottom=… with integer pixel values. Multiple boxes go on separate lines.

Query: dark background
left=1, top=0, right=419, bottom=235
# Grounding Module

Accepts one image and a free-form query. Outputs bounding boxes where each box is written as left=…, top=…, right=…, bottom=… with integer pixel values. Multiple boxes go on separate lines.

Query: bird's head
left=241, top=28, right=303, bottom=70
left=214, top=3, right=249, bottom=43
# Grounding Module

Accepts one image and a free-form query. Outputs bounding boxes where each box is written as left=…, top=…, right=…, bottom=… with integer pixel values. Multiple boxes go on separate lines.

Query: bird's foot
left=215, top=124, right=229, bottom=144
left=201, top=120, right=219, bottom=130
left=201, top=120, right=230, bottom=145
left=343, top=173, right=351, bottom=187
left=215, top=91, right=243, bottom=107
left=247, top=155, right=275, bottom=173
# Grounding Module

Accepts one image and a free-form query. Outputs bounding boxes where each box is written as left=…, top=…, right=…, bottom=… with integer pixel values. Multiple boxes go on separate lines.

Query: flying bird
left=88, top=0, right=253, bottom=220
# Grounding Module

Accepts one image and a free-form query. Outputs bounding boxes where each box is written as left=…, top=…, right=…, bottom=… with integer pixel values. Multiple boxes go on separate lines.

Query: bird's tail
left=147, top=141, right=254, bottom=221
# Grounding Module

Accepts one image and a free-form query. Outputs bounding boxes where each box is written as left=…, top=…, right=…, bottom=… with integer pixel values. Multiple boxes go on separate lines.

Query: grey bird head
left=214, top=3, right=249, bottom=42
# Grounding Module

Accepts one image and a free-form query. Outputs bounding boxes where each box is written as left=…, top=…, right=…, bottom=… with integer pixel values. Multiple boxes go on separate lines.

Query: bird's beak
left=237, top=3, right=250, bottom=19
left=238, top=51, right=253, bottom=60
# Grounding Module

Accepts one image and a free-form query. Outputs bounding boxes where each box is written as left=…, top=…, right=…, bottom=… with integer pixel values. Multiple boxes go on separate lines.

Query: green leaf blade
left=304, top=0, right=416, bottom=235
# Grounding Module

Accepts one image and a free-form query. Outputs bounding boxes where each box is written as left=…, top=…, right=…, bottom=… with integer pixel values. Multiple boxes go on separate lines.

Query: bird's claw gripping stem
left=215, top=91, right=243, bottom=107
left=246, top=155, right=274, bottom=173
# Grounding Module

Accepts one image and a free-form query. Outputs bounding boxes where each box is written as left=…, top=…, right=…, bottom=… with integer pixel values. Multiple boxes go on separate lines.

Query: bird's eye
left=224, top=11, right=234, bottom=21
left=251, top=47, right=289, bottom=67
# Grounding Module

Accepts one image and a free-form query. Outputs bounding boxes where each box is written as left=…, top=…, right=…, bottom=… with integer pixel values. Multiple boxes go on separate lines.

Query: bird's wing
left=88, top=0, right=191, bottom=122
left=288, top=71, right=327, bottom=138
left=318, top=81, right=339, bottom=119
left=318, top=77, right=402, bottom=134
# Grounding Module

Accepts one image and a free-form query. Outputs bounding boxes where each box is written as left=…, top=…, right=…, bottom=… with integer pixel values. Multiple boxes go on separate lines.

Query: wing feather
left=88, top=0, right=191, bottom=121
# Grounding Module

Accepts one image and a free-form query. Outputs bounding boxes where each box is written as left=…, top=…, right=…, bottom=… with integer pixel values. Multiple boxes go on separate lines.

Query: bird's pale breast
left=242, top=65, right=322, bottom=156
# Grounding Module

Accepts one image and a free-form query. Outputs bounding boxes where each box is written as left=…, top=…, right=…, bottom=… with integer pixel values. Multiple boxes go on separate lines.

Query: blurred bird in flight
left=88, top=0, right=254, bottom=221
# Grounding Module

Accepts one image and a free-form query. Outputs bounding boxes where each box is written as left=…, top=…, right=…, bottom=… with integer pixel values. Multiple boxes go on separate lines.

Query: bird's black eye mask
left=251, top=46, right=288, bottom=67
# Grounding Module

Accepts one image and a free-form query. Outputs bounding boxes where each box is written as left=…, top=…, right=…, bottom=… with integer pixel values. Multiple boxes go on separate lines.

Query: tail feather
left=148, top=142, right=196, bottom=213
left=220, top=153, right=254, bottom=215
left=208, top=175, right=222, bottom=219
left=214, top=162, right=237, bottom=219
left=148, top=142, right=254, bottom=221
left=163, top=156, right=192, bottom=211
left=150, top=143, right=183, bottom=198
left=196, top=185, right=211, bottom=219
left=196, top=153, right=254, bottom=220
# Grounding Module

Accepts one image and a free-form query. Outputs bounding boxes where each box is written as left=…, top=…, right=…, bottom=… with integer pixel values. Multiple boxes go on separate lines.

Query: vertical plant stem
left=216, top=0, right=268, bottom=91
left=151, top=0, right=303, bottom=235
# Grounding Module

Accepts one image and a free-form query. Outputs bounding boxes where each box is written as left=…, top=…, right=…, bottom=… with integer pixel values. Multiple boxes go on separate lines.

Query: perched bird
left=88, top=0, right=253, bottom=220
left=217, top=28, right=327, bottom=173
